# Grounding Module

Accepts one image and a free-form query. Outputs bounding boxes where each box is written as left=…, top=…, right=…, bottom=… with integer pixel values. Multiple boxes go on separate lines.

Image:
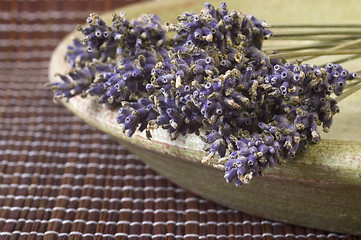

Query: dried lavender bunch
left=48, top=2, right=358, bottom=187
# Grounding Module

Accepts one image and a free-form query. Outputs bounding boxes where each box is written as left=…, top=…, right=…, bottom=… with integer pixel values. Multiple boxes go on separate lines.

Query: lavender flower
left=49, top=61, right=115, bottom=100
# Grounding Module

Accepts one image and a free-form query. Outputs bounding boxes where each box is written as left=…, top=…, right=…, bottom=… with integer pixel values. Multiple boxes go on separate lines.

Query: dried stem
left=320, top=55, right=361, bottom=67
left=337, top=82, right=361, bottom=102
left=298, top=38, right=361, bottom=64
left=269, top=49, right=361, bottom=60
left=345, top=80, right=361, bottom=90
left=271, top=24, right=361, bottom=28
left=274, top=30, right=361, bottom=38
left=264, top=42, right=336, bottom=52
left=269, top=36, right=360, bottom=41
left=329, top=38, right=361, bottom=50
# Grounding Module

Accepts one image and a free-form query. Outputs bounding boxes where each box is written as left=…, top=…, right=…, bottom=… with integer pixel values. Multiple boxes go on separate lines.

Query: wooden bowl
left=49, top=0, right=361, bottom=234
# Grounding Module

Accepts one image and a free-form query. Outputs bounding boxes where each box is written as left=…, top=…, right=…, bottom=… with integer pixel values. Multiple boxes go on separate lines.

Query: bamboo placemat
left=0, top=0, right=359, bottom=239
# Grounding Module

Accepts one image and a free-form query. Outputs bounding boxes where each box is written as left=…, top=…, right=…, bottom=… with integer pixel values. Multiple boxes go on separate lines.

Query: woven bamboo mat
left=0, top=0, right=359, bottom=239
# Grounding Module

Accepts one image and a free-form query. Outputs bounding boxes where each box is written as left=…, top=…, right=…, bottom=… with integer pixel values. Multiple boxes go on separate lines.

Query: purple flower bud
left=224, top=168, right=237, bottom=183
